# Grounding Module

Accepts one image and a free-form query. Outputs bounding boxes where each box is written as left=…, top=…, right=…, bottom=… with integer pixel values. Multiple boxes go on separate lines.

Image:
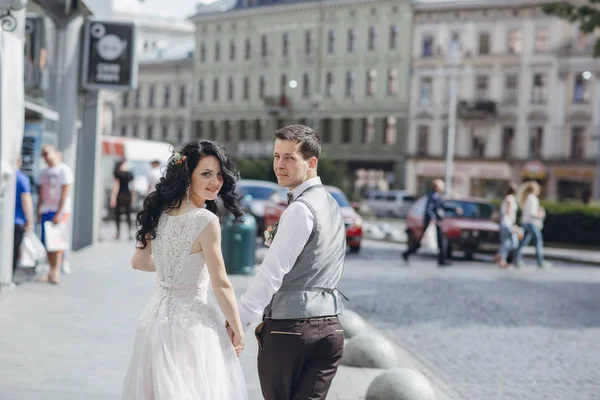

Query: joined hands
left=225, top=321, right=244, bottom=357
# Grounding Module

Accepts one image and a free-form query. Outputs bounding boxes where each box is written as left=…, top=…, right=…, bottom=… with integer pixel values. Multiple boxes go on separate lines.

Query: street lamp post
left=445, top=35, right=463, bottom=194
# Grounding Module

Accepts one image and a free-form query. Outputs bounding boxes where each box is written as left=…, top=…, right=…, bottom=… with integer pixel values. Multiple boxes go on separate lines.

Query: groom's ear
left=308, top=157, right=318, bottom=171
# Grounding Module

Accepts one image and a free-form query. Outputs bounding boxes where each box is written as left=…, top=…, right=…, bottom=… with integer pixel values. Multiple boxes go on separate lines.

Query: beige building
left=118, top=41, right=195, bottom=145
left=407, top=0, right=600, bottom=201
left=189, top=0, right=412, bottom=191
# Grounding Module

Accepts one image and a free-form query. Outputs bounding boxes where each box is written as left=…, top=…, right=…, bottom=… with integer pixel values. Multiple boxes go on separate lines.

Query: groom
left=232, top=124, right=347, bottom=399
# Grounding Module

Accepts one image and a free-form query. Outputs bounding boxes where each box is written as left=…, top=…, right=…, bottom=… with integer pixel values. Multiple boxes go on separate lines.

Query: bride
left=122, top=140, right=248, bottom=399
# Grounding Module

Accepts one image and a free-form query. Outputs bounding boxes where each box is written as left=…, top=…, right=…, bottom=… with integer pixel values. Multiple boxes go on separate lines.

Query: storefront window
left=557, top=180, right=592, bottom=202
left=470, top=178, right=509, bottom=199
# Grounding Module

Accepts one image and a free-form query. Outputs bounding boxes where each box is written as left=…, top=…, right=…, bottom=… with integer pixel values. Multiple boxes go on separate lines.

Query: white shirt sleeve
left=238, top=201, right=314, bottom=331
left=59, top=164, right=74, bottom=186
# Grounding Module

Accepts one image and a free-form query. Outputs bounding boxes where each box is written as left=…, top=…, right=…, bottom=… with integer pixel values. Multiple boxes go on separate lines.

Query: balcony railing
left=457, top=100, right=497, bottom=119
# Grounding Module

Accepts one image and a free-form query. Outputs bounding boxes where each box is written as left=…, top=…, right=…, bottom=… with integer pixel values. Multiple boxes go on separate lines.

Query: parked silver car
left=362, top=190, right=416, bottom=218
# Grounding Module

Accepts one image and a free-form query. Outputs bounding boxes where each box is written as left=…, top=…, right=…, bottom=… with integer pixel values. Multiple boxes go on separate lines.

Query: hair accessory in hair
left=172, top=151, right=187, bottom=165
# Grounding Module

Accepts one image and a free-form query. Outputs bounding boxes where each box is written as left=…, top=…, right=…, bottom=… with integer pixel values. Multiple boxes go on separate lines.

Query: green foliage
left=543, top=1, right=600, bottom=57
left=540, top=201, right=600, bottom=246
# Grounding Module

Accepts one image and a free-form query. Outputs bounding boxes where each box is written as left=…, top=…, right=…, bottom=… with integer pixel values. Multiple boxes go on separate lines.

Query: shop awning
left=24, top=100, right=60, bottom=121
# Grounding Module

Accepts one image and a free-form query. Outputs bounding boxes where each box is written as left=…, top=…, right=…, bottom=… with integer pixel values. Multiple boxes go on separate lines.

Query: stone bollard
left=339, top=309, right=369, bottom=339
left=366, top=368, right=435, bottom=400
left=342, top=334, right=398, bottom=368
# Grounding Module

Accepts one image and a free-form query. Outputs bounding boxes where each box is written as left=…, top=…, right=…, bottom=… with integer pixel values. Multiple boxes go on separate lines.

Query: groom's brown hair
left=274, top=124, right=321, bottom=160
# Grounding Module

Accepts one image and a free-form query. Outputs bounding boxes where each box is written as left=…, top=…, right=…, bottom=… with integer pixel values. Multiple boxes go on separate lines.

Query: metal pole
left=445, top=70, right=458, bottom=194
left=595, top=130, right=600, bottom=200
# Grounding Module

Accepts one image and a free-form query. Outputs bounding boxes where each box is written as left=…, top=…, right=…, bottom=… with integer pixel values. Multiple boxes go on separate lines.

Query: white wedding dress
left=122, top=208, right=247, bottom=400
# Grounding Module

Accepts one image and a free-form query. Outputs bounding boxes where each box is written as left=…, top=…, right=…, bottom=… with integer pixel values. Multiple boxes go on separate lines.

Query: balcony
left=457, top=100, right=497, bottom=120
left=263, top=95, right=292, bottom=116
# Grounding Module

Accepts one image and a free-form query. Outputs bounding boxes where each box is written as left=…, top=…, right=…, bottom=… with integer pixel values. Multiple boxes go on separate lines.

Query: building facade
left=118, top=41, right=195, bottom=145
left=189, top=0, right=412, bottom=192
left=407, top=0, right=600, bottom=201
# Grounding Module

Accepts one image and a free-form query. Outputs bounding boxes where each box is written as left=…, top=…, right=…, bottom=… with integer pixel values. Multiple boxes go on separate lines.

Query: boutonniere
left=264, top=222, right=279, bottom=247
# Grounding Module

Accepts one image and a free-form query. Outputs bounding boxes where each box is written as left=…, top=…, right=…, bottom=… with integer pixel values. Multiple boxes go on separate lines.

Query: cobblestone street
left=341, top=241, right=600, bottom=400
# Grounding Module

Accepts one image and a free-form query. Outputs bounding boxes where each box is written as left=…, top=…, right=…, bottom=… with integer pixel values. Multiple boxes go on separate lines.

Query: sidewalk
left=0, top=239, right=413, bottom=400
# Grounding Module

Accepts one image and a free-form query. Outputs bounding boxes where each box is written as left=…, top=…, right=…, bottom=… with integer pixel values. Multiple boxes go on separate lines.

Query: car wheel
left=446, top=243, right=454, bottom=259
left=464, top=252, right=474, bottom=261
left=350, top=245, right=361, bottom=253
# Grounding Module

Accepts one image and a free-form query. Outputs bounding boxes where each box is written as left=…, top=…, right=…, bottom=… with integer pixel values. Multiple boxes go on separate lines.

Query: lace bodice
left=138, top=208, right=219, bottom=329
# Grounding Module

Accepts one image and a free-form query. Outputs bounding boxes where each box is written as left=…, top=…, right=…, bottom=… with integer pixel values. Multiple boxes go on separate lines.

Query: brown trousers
left=256, top=316, right=344, bottom=400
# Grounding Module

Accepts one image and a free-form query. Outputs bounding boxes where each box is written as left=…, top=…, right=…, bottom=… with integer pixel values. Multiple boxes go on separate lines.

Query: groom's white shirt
left=238, top=176, right=321, bottom=331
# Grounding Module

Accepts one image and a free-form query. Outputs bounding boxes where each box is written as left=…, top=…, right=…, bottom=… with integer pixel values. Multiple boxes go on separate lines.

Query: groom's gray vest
left=264, top=184, right=347, bottom=320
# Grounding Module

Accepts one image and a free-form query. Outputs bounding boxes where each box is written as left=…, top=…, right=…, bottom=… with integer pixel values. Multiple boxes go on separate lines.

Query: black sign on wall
left=81, top=19, right=138, bottom=91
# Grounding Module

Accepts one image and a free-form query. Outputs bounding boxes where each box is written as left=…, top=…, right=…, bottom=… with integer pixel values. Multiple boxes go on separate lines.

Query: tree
left=543, top=1, right=600, bottom=57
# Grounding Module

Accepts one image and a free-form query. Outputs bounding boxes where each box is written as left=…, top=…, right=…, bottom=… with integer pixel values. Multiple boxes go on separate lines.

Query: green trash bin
left=222, top=213, right=257, bottom=275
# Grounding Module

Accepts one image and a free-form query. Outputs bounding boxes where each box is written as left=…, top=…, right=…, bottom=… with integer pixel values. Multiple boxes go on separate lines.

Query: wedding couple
left=122, top=125, right=348, bottom=400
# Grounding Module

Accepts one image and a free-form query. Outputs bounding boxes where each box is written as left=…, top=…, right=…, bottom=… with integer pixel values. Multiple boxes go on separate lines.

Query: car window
left=403, top=195, right=416, bottom=202
left=385, top=194, right=397, bottom=202
left=374, top=193, right=384, bottom=200
left=329, top=191, right=351, bottom=207
left=444, top=200, right=494, bottom=219
left=238, top=185, right=276, bottom=200
left=411, top=197, right=427, bottom=218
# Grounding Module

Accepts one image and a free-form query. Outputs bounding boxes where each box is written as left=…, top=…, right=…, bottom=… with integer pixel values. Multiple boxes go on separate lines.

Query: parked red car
left=405, top=196, right=500, bottom=259
left=263, top=186, right=364, bottom=253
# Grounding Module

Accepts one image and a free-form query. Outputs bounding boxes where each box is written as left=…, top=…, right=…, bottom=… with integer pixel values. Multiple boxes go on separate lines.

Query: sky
left=84, top=0, right=216, bottom=19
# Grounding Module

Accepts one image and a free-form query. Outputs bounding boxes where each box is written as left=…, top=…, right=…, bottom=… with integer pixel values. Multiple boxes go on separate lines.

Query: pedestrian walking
left=110, top=160, right=135, bottom=240
left=146, top=159, right=161, bottom=196
left=495, top=183, right=519, bottom=269
left=13, top=156, right=34, bottom=276
left=37, top=145, right=74, bottom=284
left=515, top=181, right=551, bottom=269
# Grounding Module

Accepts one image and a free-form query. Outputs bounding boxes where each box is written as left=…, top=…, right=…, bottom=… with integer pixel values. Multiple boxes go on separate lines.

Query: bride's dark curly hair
left=135, top=140, right=243, bottom=249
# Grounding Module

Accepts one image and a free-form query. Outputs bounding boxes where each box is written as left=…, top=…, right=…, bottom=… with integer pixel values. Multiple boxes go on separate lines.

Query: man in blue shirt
left=403, top=179, right=452, bottom=266
left=14, top=157, right=34, bottom=274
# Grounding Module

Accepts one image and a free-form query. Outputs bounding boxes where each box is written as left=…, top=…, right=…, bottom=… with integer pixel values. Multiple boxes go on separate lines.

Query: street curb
left=343, top=308, right=457, bottom=400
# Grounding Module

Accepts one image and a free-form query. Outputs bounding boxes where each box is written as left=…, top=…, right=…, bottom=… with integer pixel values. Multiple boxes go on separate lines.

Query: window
left=325, top=71, right=334, bottom=97
left=385, top=116, right=397, bottom=145
left=162, top=125, right=169, bottom=141
left=200, top=43, right=206, bottom=62
left=475, top=75, right=489, bottom=100
left=213, top=78, right=219, bottom=101
left=530, top=126, right=544, bottom=158
left=179, top=85, right=186, bottom=107
left=508, top=29, right=522, bottom=54
left=261, top=35, right=268, bottom=58
left=574, top=72, right=591, bottom=103
left=148, top=85, right=155, bottom=107
left=305, top=31, right=312, bottom=55
left=419, top=77, right=433, bottom=106
left=478, top=32, right=490, bottom=55
left=195, top=121, right=203, bottom=139
left=502, top=126, right=515, bottom=158
left=163, top=85, right=170, bottom=107
left=259, top=75, right=265, bottom=98
left=345, top=71, right=355, bottom=97
left=230, top=39, right=236, bottom=60
left=531, top=73, right=547, bottom=104
left=209, top=120, right=218, bottom=140
left=366, top=69, right=377, bottom=96
left=135, top=88, right=140, bottom=108
left=535, top=28, right=549, bottom=53
left=121, top=125, right=127, bottom=136
left=198, top=80, right=204, bottom=102
left=348, top=29, right=355, bottom=53
left=417, top=126, right=429, bottom=156
left=363, top=117, right=374, bottom=144
left=122, top=92, right=129, bottom=109
left=224, top=121, right=232, bottom=142
left=215, top=41, right=220, bottom=62
left=280, top=74, right=287, bottom=94
left=571, top=127, right=585, bottom=159
left=245, top=38, right=251, bottom=60
left=342, top=118, right=352, bottom=143
left=471, top=136, right=485, bottom=158
left=389, top=25, right=398, bottom=50
left=254, top=119, right=261, bottom=140
left=239, top=120, right=247, bottom=141
left=422, top=35, right=433, bottom=57
left=387, top=69, right=398, bottom=95
left=368, top=27, right=376, bottom=51
left=328, top=30, right=335, bottom=54
left=147, top=125, right=154, bottom=140
left=504, top=74, right=518, bottom=104
left=132, top=124, right=138, bottom=137
left=243, top=77, right=249, bottom=100
left=178, top=127, right=184, bottom=143
left=302, top=73, right=310, bottom=97
left=282, top=33, right=289, bottom=57
left=228, top=77, right=234, bottom=101
left=322, top=119, right=332, bottom=143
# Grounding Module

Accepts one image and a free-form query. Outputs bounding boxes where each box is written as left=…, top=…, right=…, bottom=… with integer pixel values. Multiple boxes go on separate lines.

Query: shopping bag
left=20, top=231, right=47, bottom=267
left=421, top=222, right=438, bottom=251
left=43, top=221, right=69, bottom=252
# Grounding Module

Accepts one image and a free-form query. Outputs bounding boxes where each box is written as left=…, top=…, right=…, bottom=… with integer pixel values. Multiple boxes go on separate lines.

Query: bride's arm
left=200, top=219, right=244, bottom=337
left=131, top=239, right=156, bottom=272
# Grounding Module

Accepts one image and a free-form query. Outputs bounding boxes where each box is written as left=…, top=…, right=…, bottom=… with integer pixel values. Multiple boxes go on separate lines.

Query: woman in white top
left=514, top=181, right=551, bottom=268
left=496, top=183, right=518, bottom=268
